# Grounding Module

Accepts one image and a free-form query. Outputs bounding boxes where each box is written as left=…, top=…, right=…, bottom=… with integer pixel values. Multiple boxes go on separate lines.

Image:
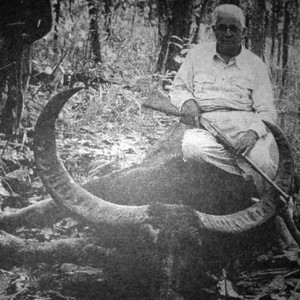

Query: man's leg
left=182, top=128, right=297, bottom=249
left=182, top=128, right=243, bottom=176
left=237, top=132, right=279, bottom=195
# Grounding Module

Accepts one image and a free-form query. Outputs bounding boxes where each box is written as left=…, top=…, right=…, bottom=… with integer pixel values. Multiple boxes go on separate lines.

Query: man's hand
left=234, top=130, right=259, bottom=156
left=180, top=100, right=199, bottom=126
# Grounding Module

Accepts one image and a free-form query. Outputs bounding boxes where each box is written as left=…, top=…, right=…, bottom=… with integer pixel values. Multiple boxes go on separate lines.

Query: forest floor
left=0, top=85, right=300, bottom=300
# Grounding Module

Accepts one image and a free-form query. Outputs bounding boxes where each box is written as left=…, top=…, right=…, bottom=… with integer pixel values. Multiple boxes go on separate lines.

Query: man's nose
left=225, top=28, right=232, bottom=35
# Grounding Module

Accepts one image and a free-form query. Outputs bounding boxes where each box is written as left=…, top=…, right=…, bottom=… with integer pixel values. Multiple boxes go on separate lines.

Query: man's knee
left=248, top=133, right=279, bottom=178
left=182, top=129, right=217, bottom=161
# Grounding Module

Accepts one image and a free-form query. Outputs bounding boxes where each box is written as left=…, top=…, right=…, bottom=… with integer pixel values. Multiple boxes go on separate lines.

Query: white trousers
left=182, top=128, right=279, bottom=195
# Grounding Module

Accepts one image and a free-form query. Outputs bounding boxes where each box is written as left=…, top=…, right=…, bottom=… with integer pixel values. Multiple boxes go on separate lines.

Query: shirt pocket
left=194, top=73, right=215, bottom=84
left=194, top=73, right=215, bottom=95
left=230, top=75, right=255, bottom=92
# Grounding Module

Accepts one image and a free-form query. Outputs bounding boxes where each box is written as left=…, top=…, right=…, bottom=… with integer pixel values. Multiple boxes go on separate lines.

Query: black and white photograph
left=0, top=0, right=300, bottom=299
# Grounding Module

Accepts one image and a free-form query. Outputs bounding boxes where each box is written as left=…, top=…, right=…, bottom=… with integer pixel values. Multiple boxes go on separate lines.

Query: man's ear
left=242, top=28, right=247, bottom=37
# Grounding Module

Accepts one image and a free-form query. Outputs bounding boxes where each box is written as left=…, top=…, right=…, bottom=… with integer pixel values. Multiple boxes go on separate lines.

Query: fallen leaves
left=0, top=268, right=31, bottom=299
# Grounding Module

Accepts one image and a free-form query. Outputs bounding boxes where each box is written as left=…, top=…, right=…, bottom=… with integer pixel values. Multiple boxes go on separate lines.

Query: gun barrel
left=242, top=155, right=290, bottom=200
left=203, top=118, right=290, bottom=200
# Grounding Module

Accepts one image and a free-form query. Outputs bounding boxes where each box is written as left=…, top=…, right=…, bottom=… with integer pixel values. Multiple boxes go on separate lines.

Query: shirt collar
left=212, top=43, right=248, bottom=70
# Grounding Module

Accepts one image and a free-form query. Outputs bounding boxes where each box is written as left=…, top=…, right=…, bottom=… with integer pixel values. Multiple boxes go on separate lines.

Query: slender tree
left=191, top=0, right=210, bottom=44
left=53, top=0, right=61, bottom=54
left=281, top=0, right=290, bottom=88
left=155, top=0, right=194, bottom=74
left=244, top=10, right=250, bottom=49
left=250, top=0, right=267, bottom=59
left=87, top=0, right=102, bottom=63
left=270, top=0, right=279, bottom=61
left=104, top=0, right=112, bottom=39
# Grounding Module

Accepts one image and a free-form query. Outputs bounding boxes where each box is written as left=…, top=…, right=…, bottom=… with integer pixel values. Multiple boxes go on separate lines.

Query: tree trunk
left=148, top=0, right=156, bottom=24
left=244, top=13, right=250, bottom=49
left=87, top=0, right=102, bottom=63
left=276, top=0, right=283, bottom=67
left=281, top=0, right=290, bottom=89
left=0, top=0, right=52, bottom=135
left=155, top=0, right=193, bottom=74
left=104, top=0, right=112, bottom=39
left=53, top=0, right=61, bottom=54
left=277, top=32, right=282, bottom=66
left=270, top=0, right=279, bottom=61
left=250, top=0, right=267, bottom=59
left=155, top=0, right=170, bottom=74
left=191, top=0, right=210, bottom=44
left=0, top=42, right=24, bottom=135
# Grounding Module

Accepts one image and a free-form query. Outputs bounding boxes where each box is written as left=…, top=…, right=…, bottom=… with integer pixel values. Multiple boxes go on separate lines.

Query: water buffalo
left=33, top=87, right=295, bottom=299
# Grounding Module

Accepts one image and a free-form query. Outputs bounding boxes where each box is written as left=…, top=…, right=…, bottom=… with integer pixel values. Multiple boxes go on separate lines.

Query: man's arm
left=169, top=50, right=196, bottom=110
left=234, top=59, right=276, bottom=155
left=248, top=60, right=277, bottom=138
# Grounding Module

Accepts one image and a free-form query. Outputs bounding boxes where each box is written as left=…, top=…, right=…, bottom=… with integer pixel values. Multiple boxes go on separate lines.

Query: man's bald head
left=212, top=4, right=245, bottom=28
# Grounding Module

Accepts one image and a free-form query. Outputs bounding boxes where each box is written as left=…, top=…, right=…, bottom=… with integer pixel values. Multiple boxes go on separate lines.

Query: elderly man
left=169, top=4, right=278, bottom=195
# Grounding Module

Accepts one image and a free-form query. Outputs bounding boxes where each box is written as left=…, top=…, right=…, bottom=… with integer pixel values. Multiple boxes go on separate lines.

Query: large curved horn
left=34, top=89, right=294, bottom=233
left=34, top=88, right=150, bottom=227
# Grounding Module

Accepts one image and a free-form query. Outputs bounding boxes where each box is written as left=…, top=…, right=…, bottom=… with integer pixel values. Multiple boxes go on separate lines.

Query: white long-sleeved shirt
left=169, top=42, right=276, bottom=140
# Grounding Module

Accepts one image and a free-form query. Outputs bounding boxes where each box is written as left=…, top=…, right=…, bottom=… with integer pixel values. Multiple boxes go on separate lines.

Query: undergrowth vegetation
left=1, top=0, right=300, bottom=211
left=0, top=1, right=300, bottom=299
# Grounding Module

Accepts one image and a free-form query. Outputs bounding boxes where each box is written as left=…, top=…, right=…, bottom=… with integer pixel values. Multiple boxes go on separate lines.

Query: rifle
left=143, top=87, right=300, bottom=247
left=143, top=87, right=290, bottom=201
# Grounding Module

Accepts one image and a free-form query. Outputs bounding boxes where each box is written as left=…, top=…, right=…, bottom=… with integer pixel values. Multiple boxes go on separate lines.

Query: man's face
left=214, top=16, right=243, bottom=56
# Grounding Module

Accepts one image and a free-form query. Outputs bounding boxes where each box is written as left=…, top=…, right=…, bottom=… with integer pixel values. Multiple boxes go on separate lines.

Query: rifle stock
left=142, top=88, right=185, bottom=117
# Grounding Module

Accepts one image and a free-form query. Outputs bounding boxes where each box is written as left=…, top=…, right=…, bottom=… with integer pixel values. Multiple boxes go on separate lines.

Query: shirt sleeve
left=248, top=60, right=277, bottom=138
left=169, top=50, right=196, bottom=110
